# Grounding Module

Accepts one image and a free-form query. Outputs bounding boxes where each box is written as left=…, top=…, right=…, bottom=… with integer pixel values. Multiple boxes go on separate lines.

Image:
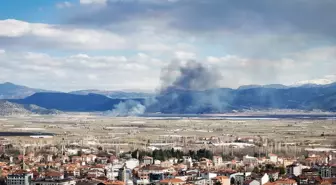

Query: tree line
left=127, top=148, right=214, bottom=161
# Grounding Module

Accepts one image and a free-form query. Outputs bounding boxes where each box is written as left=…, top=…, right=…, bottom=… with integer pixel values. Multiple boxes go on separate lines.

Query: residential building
left=319, top=166, right=335, bottom=179
left=143, top=157, right=153, bottom=165
left=286, top=164, right=302, bottom=177
left=45, top=171, right=64, bottom=180
left=213, top=176, right=230, bottom=185
left=7, top=171, right=33, bottom=185
left=244, top=180, right=260, bottom=185
left=260, top=174, right=270, bottom=185
left=213, top=156, right=223, bottom=167
left=269, top=154, right=278, bottom=164
left=243, top=155, right=258, bottom=167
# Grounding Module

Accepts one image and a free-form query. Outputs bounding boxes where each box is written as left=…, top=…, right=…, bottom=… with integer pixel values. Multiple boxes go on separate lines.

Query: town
left=0, top=115, right=334, bottom=185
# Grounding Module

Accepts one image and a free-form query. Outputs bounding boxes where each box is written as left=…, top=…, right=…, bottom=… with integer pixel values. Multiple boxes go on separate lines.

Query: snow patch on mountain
left=293, top=75, right=336, bottom=86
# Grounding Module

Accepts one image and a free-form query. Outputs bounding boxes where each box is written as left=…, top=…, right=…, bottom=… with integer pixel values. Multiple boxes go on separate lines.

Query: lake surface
left=0, top=132, right=54, bottom=136
left=141, top=114, right=336, bottom=120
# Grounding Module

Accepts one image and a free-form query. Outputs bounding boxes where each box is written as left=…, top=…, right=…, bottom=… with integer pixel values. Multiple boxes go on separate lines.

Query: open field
left=0, top=113, right=335, bottom=156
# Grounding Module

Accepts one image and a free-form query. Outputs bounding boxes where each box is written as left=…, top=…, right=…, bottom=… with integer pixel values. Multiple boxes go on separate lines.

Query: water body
left=0, top=132, right=54, bottom=137
left=141, top=114, right=336, bottom=120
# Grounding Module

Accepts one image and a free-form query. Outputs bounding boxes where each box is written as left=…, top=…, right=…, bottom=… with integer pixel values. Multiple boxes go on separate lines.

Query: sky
left=0, top=0, right=336, bottom=92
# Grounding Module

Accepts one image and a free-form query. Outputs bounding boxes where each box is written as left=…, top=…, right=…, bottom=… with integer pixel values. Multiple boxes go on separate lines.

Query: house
left=45, top=171, right=64, bottom=180
left=183, top=156, right=192, bottom=164
left=169, top=158, right=179, bottom=164
left=190, top=178, right=206, bottom=185
left=265, top=171, right=279, bottom=181
left=143, top=156, right=153, bottom=165
left=158, top=178, right=185, bottom=185
left=82, top=154, right=97, bottom=164
left=140, top=165, right=168, bottom=174
left=231, top=173, right=251, bottom=185
left=244, top=180, right=260, bottom=185
left=213, top=156, right=223, bottom=167
left=183, top=156, right=193, bottom=168
left=199, top=158, right=212, bottom=168
left=110, top=156, right=119, bottom=164
left=298, top=174, right=321, bottom=185
left=7, top=170, right=34, bottom=185
left=101, top=180, right=126, bottom=185
left=286, top=164, right=302, bottom=177
left=269, top=154, right=278, bottom=164
left=87, top=170, right=105, bottom=178
left=72, top=156, right=82, bottom=163
left=302, top=168, right=319, bottom=178
left=161, top=161, right=173, bottom=168
left=260, top=174, right=270, bottom=185
left=319, top=180, right=333, bottom=185
left=274, top=178, right=297, bottom=185
left=213, top=176, right=230, bottom=185
left=66, top=167, right=80, bottom=178
left=319, top=166, right=336, bottom=179
left=243, top=155, right=258, bottom=167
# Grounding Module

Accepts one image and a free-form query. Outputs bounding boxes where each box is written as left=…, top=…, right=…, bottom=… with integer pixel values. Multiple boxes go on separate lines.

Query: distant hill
left=0, top=82, right=50, bottom=99
left=70, top=89, right=153, bottom=99
left=10, top=92, right=145, bottom=112
left=148, top=83, right=336, bottom=113
left=4, top=81, right=336, bottom=114
left=238, top=84, right=289, bottom=90
left=0, top=100, right=60, bottom=116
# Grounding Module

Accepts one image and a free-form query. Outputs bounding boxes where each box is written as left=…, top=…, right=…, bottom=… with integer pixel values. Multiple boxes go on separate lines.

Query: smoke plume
left=154, top=60, right=227, bottom=113
left=109, top=60, right=225, bottom=116
left=160, top=60, right=222, bottom=93
left=108, top=100, right=146, bottom=117
left=108, top=97, right=158, bottom=117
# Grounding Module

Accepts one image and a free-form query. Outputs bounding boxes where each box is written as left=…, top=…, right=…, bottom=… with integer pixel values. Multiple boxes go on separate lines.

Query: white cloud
left=174, top=51, right=196, bottom=60
left=0, top=19, right=30, bottom=37
left=80, top=0, right=107, bottom=5
left=203, top=47, right=336, bottom=88
left=0, top=51, right=163, bottom=91
left=56, top=1, right=73, bottom=9
left=0, top=19, right=127, bottom=50
left=0, top=47, right=335, bottom=91
left=0, top=19, right=193, bottom=53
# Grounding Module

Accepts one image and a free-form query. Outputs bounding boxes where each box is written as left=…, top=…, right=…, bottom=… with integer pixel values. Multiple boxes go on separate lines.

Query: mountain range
left=147, top=84, right=336, bottom=113
left=1, top=82, right=336, bottom=114
left=70, top=90, right=153, bottom=99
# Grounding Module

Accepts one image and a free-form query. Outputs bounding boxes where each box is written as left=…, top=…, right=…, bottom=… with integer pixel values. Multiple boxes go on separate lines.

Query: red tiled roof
left=275, top=178, right=297, bottom=184
left=45, top=171, right=63, bottom=177
left=320, top=180, right=333, bottom=185
left=12, top=170, right=31, bottom=175
left=160, top=178, right=184, bottom=184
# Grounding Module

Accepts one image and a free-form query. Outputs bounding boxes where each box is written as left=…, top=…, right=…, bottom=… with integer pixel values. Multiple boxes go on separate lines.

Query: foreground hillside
left=0, top=100, right=60, bottom=116
left=0, top=82, right=49, bottom=99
